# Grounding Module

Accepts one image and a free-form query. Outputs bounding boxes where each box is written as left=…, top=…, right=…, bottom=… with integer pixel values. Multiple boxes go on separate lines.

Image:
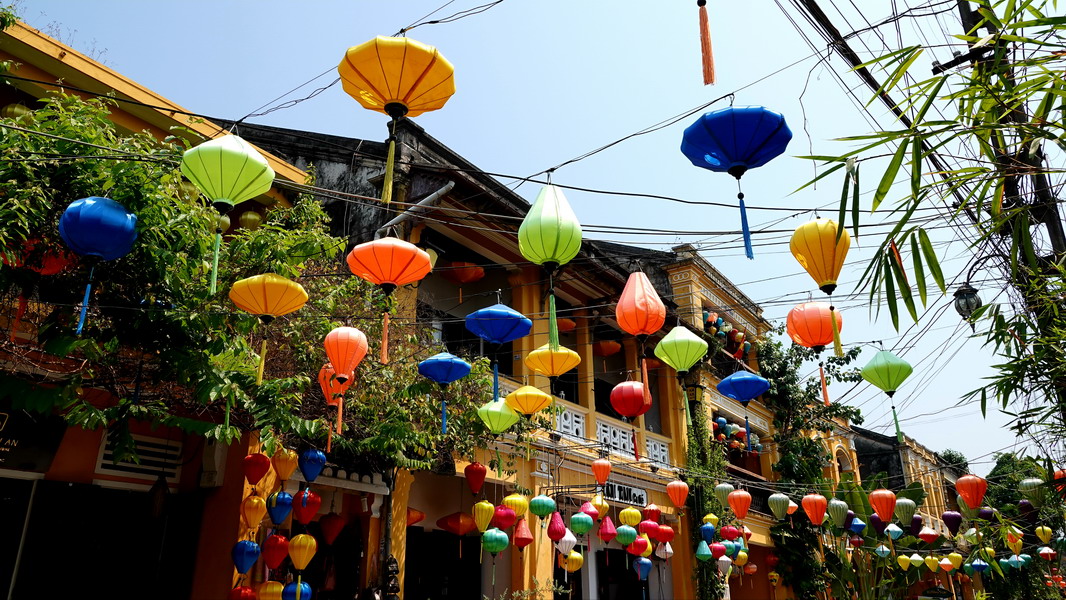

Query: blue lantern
left=971, top=558, right=989, bottom=573
left=266, top=491, right=293, bottom=526
left=848, top=517, right=866, bottom=535
left=633, top=556, right=653, bottom=581
left=58, top=197, right=139, bottom=334
left=886, top=523, right=904, bottom=540
left=680, top=106, right=792, bottom=259
left=874, top=544, right=890, bottom=558
left=298, top=449, right=326, bottom=482
left=717, top=371, right=770, bottom=451
left=465, top=303, right=532, bottom=401
left=231, top=540, right=261, bottom=574
left=418, top=352, right=472, bottom=434
left=282, top=581, right=313, bottom=600
left=700, top=523, right=716, bottom=543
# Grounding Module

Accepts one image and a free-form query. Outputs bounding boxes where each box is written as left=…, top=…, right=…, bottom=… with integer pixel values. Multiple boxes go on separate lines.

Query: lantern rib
left=401, top=50, right=437, bottom=108
left=341, top=52, right=388, bottom=112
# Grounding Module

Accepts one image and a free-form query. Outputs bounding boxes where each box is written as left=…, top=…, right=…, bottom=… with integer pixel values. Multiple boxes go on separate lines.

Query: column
left=390, top=469, right=415, bottom=599
left=510, top=267, right=545, bottom=389
left=575, top=309, right=595, bottom=410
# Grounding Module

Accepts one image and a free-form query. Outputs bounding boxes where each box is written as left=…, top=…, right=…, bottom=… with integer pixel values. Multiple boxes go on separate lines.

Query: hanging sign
left=0, top=397, right=66, bottom=473
left=603, top=481, right=648, bottom=506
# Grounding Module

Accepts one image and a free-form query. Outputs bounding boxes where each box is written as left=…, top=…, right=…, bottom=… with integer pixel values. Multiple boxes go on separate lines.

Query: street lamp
left=953, top=283, right=982, bottom=329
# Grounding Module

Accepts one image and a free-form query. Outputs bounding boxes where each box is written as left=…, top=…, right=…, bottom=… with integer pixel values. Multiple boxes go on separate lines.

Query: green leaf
left=872, top=140, right=908, bottom=211
left=918, top=228, right=946, bottom=293
left=910, top=136, right=922, bottom=199
left=884, top=259, right=900, bottom=330
left=888, top=249, right=918, bottom=323
left=910, top=236, right=927, bottom=306
left=852, top=162, right=861, bottom=239
left=837, top=166, right=850, bottom=241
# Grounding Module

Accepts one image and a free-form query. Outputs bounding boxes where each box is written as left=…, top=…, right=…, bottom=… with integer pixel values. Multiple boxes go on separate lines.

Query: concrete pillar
left=390, top=469, right=415, bottom=598
left=575, top=309, right=595, bottom=410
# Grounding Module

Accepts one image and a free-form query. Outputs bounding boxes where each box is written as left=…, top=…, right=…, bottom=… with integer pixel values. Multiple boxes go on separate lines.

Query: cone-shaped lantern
left=518, top=184, right=582, bottom=352
left=338, top=36, right=455, bottom=203
left=180, top=135, right=275, bottom=294
left=230, top=274, right=308, bottom=394
left=680, top=106, right=792, bottom=259
left=59, top=197, right=139, bottom=335
left=787, top=301, right=844, bottom=405
left=418, top=352, right=472, bottom=433
left=655, top=326, right=709, bottom=423
left=478, top=399, right=520, bottom=435
left=861, top=350, right=913, bottom=443
left=466, top=304, right=532, bottom=405
left=505, top=385, right=554, bottom=416
left=347, top=237, right=431, bottom=364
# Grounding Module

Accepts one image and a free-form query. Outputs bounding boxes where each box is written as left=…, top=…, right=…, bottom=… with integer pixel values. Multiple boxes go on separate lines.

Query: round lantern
left=791, top=218, right=850, bottom=296
left=610, top=381, right=650, bottom=420
left=465, top=462, right=488, bottom=495
left=861, top=350, right=913, bottom=442
left=563, top=550, right=584, bottom=573
left=492, top=505, right=517, bottom=530
left=231, top=540, right=261, bottom=574
left=728, top=489, right=752, bottom=520
left=266, top=491, right=293, bottom=526
left=591, top=458, right=612, bottom=486
left=503, top=494, right=529, bottom=518
left=324, top=326, right=369, bottom=383
left=473, top=500, right=495, bottom=533
left=292, top=490, right=322, bottom=525
left=241, top=495, right=267, bottom=529
left=956, top=474, right=988, bottom=510
left=768, top=493, right=790, bottom=520
left=667, top=480, right=689, bottom=509
left=529, top=495, right=556, bottom=519
left=298, top=449, right=327, bottom=483
left=802, top=493, right=828, bottom=526
left=525, top=343, right=581, bottom=379
left=868, top=489, right=897, bottom=523
left=262, top=534, right=289, bottom=569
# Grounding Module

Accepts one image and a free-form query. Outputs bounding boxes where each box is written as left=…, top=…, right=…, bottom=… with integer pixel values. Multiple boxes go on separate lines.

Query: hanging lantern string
left=75, top=262, right=97, bottom=336
left=547, top=270, right=560, bottom=351
left=736, top=181, right=753, bottom=260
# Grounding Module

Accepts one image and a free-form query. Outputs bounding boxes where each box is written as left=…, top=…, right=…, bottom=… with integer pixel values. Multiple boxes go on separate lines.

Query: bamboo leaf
left=838, top=166, right=850, bottom=241
left=873, top=140, right=908, bottom=211
left=884, top=260, right=900, bottom=330
left=910, top=136, right=922, bottom=199
left=852, top=163, right=861, bottom=239
left=889, top=253, right=919, bottom=323
left=918, top=228, right=946, bottom=293
left=912, top=77, right=947, bottom=124
left=910, top=236, right=928, bottom=306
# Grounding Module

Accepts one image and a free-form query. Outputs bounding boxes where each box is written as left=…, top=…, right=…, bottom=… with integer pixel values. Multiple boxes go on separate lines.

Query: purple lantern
left=941, top=511, right=963, bottom=536
left=909, top=514, right=923, bottom=537
left=868, top=513, right=887, bottom=536
left=977, top=506, right=995, bottom=521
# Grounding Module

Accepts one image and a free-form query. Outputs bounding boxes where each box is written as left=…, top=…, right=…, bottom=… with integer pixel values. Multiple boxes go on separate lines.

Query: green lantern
left=654, top=326, right=708, bottom=424
left=482, top=527, right=509, bottom=556
left=530, top=495, right=556, bottom=520
left=713, top=483, right=734, bottom=507
left=861, top=350, right=912, bottom=443
left=827, top=498, right=849, bottom=529
left=478, top=399, right=520, bottom=434
left=696, top=540, right=713, bottom=562
left=615, top=524, right=638, bottom=546
left=767, top=493, right=790, bottom=520
left=894, top=497, right=917, bottom=524
left=518, top=185, right=583, bottom=351
left=570, top=512, right=594, bottom=536
left=180, top=135, right=275, bottom=294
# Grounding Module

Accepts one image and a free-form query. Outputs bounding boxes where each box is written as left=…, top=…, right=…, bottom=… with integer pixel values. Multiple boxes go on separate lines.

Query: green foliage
left=0, top=93, right=494, bottom=475
left=938, top=448, right=969, bottom=472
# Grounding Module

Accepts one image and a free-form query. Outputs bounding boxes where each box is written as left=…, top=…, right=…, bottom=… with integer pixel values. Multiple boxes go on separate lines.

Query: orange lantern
left=318, top=363, right=351, bottom=453
left=346, top=237, right=432, bottom=364
left=787, top=301, right=844, bottom=405
left=323, top=326, right=368, bottom=383
left=616, top=271, right=667, bottom=406
left=728, top=490, right=752, bottom=521
left=667, top=480, right=689, bottom=509
left=593, top=340, right=622, bottom=357
left=407, top=507, right=427, bottom=527
left=557, top=318, right=577, bottom=333
left=802, top=493, right=828, bottom=526
left=592, top=458, right=612, bottom=486
left=439, top=261, right=485, bottom=304
left=956, top=475, right=987, bottom=510
left=868, top=489, right=897, bottom=523
left=437, top=512, right=477, bottom=536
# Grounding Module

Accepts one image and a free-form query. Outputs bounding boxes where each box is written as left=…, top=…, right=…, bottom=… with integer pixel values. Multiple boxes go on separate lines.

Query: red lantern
left=720, top=525, right=740, bottom=541
left=610, top=381, right=650, bottom=419
left=557, top=318, right=577, bottom=333
left=744, top=563, right=758, bottom=576
left=320, top=512, right=346, bottom=545
left=656, top=525, right=675, bottom=543
left=436, top=512, right=476, bottom=536
left=728, top=490, right=752, bottom=520
left=492, top=505, right=517, bottom=530
left=710, top=543, right=726, bottom=559
left=514, top=518, right=534, bottom=550
left=627, top=536, right=649, bottom=556
left=262, top=534, right=289, bottom=570
left=766, top=553, right=779, bottom=568
left=638, top=519, right=659, bottom=537
left=228, top=587, right=257, bottom=600
left=956, top=475, right=988, bottom=511
left=593, top=340, right=623, bottom=357
left=802, top=493, right=828, bottom=526
left=439, top=261, right=485, bottom=284
left=465, top=462, right=487, bottom=495
left=292, top=490, right=322, bottom=525
left=598, top=516, right=618, bottom=543
left=643, top=503, right=661, bottom=522
left=849, top=535, right=863, bottom=547
left=868, top=489, right=897, bottom=523
left=547, top=512, right=567, bottom=542
left=667, top=481, right=689, bottom=508
left=346, top=237, right=432, bottom=364
left=243, top=453, right=271, bottom=487
left=592, top=458, right=612, bottom=485
left=580, top=501, right=600, bottom=522
left=407, top=507, right=426, bottom=527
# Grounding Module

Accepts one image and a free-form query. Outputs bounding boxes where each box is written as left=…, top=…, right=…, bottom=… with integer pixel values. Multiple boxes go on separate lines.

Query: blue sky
left=19, top=0, right=1031, bottom=474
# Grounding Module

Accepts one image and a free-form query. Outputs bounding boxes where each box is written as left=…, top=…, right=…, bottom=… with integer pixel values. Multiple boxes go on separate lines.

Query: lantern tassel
left=382, top=138, right=396, bottom=204
left=11, top=294, right=27, bottom=342
left=738, top=192, right=753, bottom=260
left=820, top=363, right=830, bottom=406
left=75, top=265, right=96, bottom=336
left=891, top=404, right=903, bottom=443
left=336, top=394, right=344, bottom=435
left=256, top=338, right=268, bottom=385
left=680, top=378, right=692, bottom=425
left=492, top=360, right=500, bottom=404
left=830, top=305, right=843, bottom=357
left=698, top=0, right=716, bottom=85
left=641, top=356, right=650, bottom=405
left=548, top=291, right=560, bottom=351
left=381, top=311, right=390, bottom=364
left=441, top=398, right=448, bottom=434
left=632, top=427, right=640, bottom=460
left=326, top=423, right=332, bottom=454
left=210, top=230, right=222, bottom=295
left=745, top=416, right=752, bottom=452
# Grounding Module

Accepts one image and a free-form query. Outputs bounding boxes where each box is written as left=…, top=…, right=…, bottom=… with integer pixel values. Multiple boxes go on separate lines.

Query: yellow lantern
left=473, top=500, right=495, bottom=533
left=563, top=549, right=584, bottom=572
left=923, top=555, right=939, bottom=572
left=1008, top=537, right=1023, bottom=555
left=1037, top=526, right=1054, bottom=544
left=503, top=494, right=529, bottom=518
left=639, top=534, right=654, bottom=558
left=619, top=507, right=642, bottom=527
left=241, top=495, right=267, bottom=529
left=258, top=582, right=284, bottom=600
left=337, top=36, right=455, bottom=204
left=289, top=534, right=318, bottom=571
left=896, top=555, right=910, bottom=571
left=272, top=447, right=299, bottom=482
left=790, top=218, right=849, bottom=356
left=229, top=273, right=308, bottom=385
left=735, top=550, right=749, bottom=567
left=525, top=343, right=581, bottom=377
left=592, top=493, right=610, bottom=520
left=505, top=385, right=554, bottom=416
left=703, top=513, right=720, bottom=527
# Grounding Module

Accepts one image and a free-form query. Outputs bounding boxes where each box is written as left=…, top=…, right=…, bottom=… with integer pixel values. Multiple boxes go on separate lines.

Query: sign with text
left=603, top=481, right=648, bottom=506
left=0, top=396, right=67, bottom=473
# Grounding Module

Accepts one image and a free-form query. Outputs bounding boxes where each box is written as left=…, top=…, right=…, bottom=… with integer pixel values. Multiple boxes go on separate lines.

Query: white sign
left=603, top=481, right=648, bottom=506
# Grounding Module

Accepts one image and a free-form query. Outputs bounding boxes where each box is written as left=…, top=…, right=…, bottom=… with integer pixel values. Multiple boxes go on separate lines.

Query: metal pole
left=8, top=478, right=38, bottom=600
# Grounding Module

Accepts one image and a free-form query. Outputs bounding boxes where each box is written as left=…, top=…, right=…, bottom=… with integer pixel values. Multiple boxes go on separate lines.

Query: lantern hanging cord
left=736, top=183, right=754, bottom=260
left=398, top=0, right=507, bottom=35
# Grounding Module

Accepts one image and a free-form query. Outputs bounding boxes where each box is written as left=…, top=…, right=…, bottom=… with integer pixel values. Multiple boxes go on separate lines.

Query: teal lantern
left=482, top=527, right=509, bottom=556
left=696, top=540, right=713, bottom=562
left=517, top=184, right=583, bottom=351
left=654, top=326, right=709, bottom=423
left=874, top=544, right=891, bottom=558
left=570, top=512, right=594, bottom=536
left=530, top=495, right=556, bottom=521
left=861, top=350, right=913, bottom=443
left=180, top=135, right=275, bottom=294
left=615, top=524, right=638, bottom=546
